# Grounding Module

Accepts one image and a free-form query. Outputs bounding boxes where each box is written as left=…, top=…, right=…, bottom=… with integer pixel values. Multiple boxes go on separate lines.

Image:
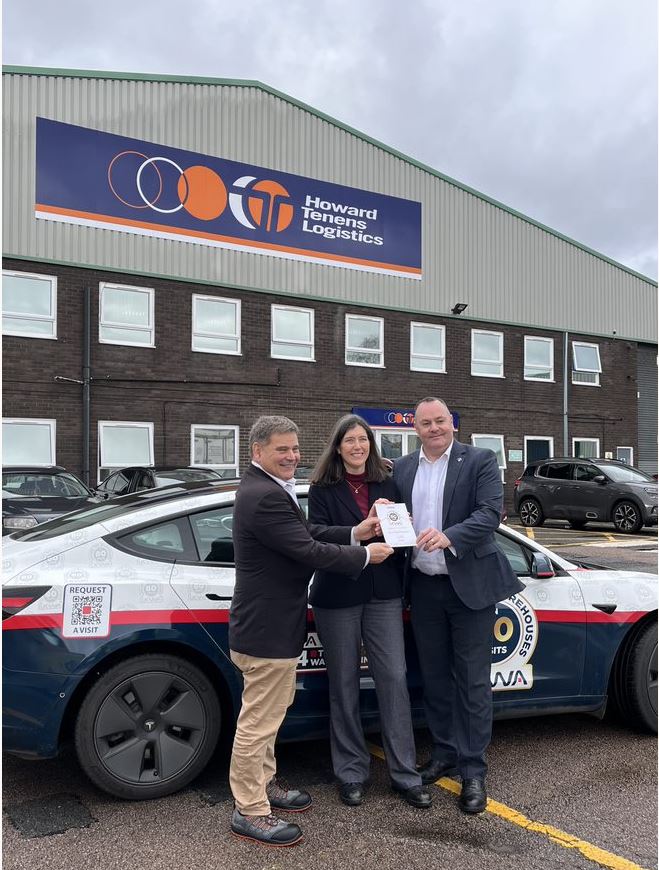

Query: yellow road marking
left=367, top=743, right=648, bottom=870
left=525, top=527, right=535, bottom=540
left=604, top=533, right=617, bottom=542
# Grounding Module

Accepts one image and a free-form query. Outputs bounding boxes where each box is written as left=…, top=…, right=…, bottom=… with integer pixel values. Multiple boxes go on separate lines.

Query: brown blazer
left=229, top=464, right=367, bottom=658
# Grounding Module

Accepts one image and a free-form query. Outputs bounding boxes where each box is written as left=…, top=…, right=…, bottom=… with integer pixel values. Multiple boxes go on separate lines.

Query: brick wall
left=2, top=258, right=640, bottom=510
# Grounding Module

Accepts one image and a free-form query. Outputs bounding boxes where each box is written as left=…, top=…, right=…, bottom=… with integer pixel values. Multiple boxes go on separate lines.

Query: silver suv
left=513, top=458, right=658, bottom=533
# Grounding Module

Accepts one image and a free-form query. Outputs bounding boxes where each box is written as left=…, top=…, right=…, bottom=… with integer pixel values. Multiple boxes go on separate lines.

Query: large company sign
left=352, top=407, right=460, bottom=430
left=35, top=118, right=422, bottom=280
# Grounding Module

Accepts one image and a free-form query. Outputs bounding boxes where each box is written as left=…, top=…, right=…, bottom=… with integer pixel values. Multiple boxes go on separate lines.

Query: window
left=2, top=418, right=56, bottom=465
left=573, top=463, right=601, bottom=482
left=99, top=283, right=154, bottom=347
left=538, top=462, right=572, bottom=480
left=494, top=532, right=532, bottom=575
left=524, top=436, right=554, bottom=466
left=616, top=447, right=634, bottom=466
left=98, top=421, right=154, bottom=482
left=410, top=323, right=445, bottom=372
left=95, top=470, right=132, bottom=497
left=524, top=337, right=554, bottom=381
left=192, top=295, right=241, bottom=355
left=345, top=315, right=384, bottom=367
left=271, top=305, right=314, bottom=360
left=190, top=426, right=239, bottom=478
left=471, top=330, right=503, bottom=377
left=572, top=341, right=601, bottom=385
left=374, top=430, right=421, bottom=460
left=572, top=438, right=600, bottom=458
left=120, top=521, right=187, bottom=558
left=2, top=270, right=57, bottom=339
left=471, top=434, right=506, bottom=474
left=190, top=506, right=235, bottom=563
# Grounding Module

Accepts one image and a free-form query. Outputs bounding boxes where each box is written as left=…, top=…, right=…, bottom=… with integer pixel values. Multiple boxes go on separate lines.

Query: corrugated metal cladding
left=3, top=70, right=657, bottom=342
left=637, top=344, right=658, bottom=474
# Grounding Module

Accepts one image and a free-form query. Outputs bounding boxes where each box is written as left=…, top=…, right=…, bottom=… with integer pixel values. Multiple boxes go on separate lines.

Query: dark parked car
left=514, top=457, right=658, bottom=533
left=2, top=466, right=100, bottom=534
left=94, top=466, right=225, bottom=499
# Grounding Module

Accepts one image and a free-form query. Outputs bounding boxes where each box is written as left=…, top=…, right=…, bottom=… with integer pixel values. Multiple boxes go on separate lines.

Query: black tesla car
left=2, top=466, right=100, bottom=534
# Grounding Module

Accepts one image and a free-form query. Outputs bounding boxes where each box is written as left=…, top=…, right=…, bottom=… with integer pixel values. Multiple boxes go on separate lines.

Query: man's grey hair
left=249, top=415, right=299, bottom=451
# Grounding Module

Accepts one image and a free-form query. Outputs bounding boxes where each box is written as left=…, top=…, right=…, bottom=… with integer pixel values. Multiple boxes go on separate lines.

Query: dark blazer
left=229, top=464, right=367, bottom=658
left=308, top=477, right=404, bottom=608
left=394, top=441, right=524, bottom=610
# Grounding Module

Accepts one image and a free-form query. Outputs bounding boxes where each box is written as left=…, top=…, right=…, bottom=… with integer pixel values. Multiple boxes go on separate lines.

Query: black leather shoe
left=392, top=783, right=432, bottom=809
left=338, top=782, right=365, bottom=806
left=417, top=758, right=459, bottom=785
left=459, top=778, right=487, bottom=814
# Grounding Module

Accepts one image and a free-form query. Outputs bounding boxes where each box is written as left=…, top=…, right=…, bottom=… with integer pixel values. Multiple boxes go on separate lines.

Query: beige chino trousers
left=229, top=650, right=299, bottom=816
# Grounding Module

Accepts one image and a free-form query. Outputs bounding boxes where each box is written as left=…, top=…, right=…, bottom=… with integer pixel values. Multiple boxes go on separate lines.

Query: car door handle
left=206, top=593, right=232, bottom=601
left=592, top=603, right=617, bottom=614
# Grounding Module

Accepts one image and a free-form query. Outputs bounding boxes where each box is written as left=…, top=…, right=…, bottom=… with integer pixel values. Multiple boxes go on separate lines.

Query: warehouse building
left=2, top=66, right=657, bottom=510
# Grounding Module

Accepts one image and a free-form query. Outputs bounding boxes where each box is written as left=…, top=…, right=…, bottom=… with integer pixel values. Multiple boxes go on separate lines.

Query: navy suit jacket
left=393, top=441, right=524, bottom=610
left=308, top=477, right=404, bottom=608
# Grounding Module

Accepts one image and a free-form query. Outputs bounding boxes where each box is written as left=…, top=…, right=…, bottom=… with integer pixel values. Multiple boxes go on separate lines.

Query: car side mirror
left=593, top=474, right=607, bottom=484
left=531, top=553, right=555, bottom=579
left=94, top=488, right=111, bottom=500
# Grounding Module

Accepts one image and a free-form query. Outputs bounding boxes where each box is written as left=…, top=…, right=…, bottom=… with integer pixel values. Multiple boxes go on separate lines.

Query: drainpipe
left=563, top=331, right=569, bottom=455
left=82, top=287, right=91, bottom=486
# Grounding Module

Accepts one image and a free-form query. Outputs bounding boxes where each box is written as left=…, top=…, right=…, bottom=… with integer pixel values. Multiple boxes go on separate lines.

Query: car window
left=101, top=471, right=131, bottom=494
left=495, top=531, right=532, bottom=575
left=538, top=463, right=572, bottom=480
left=1, top=472, right=90, bottom=497
left=118, top=520, right=187, bottom=558
left=190, top=507, right=235, bottom=563
left=595, top=464, right=655, bottom=484
left=573, top=464, right=600, bottom=482
left=135, top=472, right=152, bottom=491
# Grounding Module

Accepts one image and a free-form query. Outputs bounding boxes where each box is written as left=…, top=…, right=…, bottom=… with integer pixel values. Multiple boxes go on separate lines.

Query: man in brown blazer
left=229, top=415, right=393, bottom=848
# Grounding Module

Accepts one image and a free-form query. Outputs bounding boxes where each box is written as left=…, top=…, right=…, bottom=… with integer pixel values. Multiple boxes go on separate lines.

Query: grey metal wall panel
left=3, top=70, right=657, bottom=342
left=637, top=344, right=658, bottom=474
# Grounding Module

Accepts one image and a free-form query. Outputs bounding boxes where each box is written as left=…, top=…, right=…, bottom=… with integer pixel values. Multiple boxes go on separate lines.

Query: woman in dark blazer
left=308, top=414, right=429, bottom=809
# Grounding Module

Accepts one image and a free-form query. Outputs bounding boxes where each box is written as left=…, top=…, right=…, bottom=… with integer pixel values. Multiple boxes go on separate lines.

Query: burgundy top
left=344, top=471, right=369, bottom=518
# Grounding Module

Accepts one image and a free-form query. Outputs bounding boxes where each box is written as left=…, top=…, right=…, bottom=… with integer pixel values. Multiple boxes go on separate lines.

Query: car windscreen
left=154, top=469, right=219, bottom=485
left=2, top=472, right=91, bottom=498
left=596, top=464, right=655, bottom=484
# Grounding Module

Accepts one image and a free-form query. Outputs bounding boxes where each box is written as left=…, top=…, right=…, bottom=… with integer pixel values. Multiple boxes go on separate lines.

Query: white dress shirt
left=411, top=442, right=454, bottom=575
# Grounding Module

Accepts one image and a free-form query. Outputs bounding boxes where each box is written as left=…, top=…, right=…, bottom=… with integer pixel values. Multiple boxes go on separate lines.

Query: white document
left=375, top=503, right=417, bottom=548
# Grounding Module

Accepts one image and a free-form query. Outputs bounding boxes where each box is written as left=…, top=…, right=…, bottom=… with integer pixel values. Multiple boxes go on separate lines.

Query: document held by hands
left=375, top=503, right=417, bottom=548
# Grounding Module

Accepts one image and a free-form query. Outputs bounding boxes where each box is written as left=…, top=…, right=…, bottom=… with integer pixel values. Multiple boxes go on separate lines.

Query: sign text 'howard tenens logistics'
left=301, top=196, right=382, bottom=245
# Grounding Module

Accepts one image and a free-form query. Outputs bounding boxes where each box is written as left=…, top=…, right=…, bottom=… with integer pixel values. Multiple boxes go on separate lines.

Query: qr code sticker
left=63, top=584, right=112, bottom=638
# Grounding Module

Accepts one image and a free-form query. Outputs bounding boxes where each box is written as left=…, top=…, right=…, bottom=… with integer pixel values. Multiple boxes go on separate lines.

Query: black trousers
left=410, top=570, right=495, bottom=779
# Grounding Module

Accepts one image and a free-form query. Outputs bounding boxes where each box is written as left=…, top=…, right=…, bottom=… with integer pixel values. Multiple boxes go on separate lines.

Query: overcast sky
left=4, top=0, right=657, bottom=279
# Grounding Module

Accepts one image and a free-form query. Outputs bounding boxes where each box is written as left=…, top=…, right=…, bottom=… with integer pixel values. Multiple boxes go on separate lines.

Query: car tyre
left=518, top=498, right=544, bottom=527
left=612, top=500, right=643, bottom=534
left=75, top=653, right=221, bottom=799
left=610, top=621, right=658, bottom=734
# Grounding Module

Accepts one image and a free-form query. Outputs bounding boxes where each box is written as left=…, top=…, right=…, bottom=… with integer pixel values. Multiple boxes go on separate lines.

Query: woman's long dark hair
left=311, top=414, right=388, bottom=485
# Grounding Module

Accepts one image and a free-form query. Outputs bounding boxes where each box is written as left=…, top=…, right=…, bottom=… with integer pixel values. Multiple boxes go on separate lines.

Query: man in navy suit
left=394, top=397, right=524, bottom=813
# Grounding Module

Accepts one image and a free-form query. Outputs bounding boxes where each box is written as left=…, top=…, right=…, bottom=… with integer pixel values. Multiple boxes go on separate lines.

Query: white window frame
left=572, top=437, right=600, bottom=459
left=523, top=436, right=554, bottom=467
left=2, top=270, right=58, bottom=339
left=190, top=425, right=240, bottom=476
left=2, top=418, right=56, bottom=466
left=472, top=433, right=506, bottom=481
left=98, top=421, right=154, bottom=483
left=99, top=282, right=155, bottom=348
left=271, top=305, right=315, bottom=361
left=410, top=322, right=446, bottom=373
left=345, top=315, right=384, bottom=368
left=616, top=446, right=634, bottom=466
left=572, top=341, right=601, bottom=386
left=471, top=329, right=504, bottom=378
left=191, top=294, right=241, bottom=356
left=524, top=336, right=554, bottom=382
left=373, top=428, right=421, bottom=459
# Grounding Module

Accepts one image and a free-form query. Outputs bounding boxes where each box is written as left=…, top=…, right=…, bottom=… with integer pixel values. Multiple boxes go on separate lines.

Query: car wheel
left=75, top=654, right=221, bottom=799
left=518, top=498, right=544, bottom=527
left=610, top=621, right=658, bottom=734
left=612, top=501, right=643, bottom=534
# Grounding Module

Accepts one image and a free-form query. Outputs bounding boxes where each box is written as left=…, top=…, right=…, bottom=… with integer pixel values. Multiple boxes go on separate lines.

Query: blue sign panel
left=353, top=407, right=460, bottom=430
left=35, top=118, right=422, bottom=280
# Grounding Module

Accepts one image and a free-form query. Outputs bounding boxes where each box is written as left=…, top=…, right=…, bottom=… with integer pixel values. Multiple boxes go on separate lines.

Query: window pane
left=193, top=334, right=239, bottom=353
left=100, top=326, right=152, bottom=345
left=190, top=507, right=235, bottom=562
left=573, top=344, right=600, bottom=371
left=274, top=342, right=312, bottom=359
left=3, top=275, right=53, bottom=316
left=2, top=316, right=55, bottom=336
left=474, top=332, right=501, bottom=361
left=101, top=426, right=152, bottom=466
left=193, top=428, right=236, bottom=465
left=525, top=339, right=551, bottom=367
left=526, top=439, right=551, bottom=463
left=196, top=298, right=237, bottom=335
left=103, top=287, right=150, bottom=326
left=380, top=433, right=402, bottom=459
left=129, top=522, right=185, bottom=553
left=472, top=360, right=501, bottom=376
left=473, top=436, right=504, bottom=466
left=413, top=325, right=442, bottom=356
left=347, top=349, right=381, bottom=365
left=348, top=318, right=380, bottom=350
left=574, top=440, right=598, bottom=458
left=412, top=355, right=443, bottom=372
left=2, top=422, right=53, bottom=465
left=274, top=308, right=311, bottom=342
